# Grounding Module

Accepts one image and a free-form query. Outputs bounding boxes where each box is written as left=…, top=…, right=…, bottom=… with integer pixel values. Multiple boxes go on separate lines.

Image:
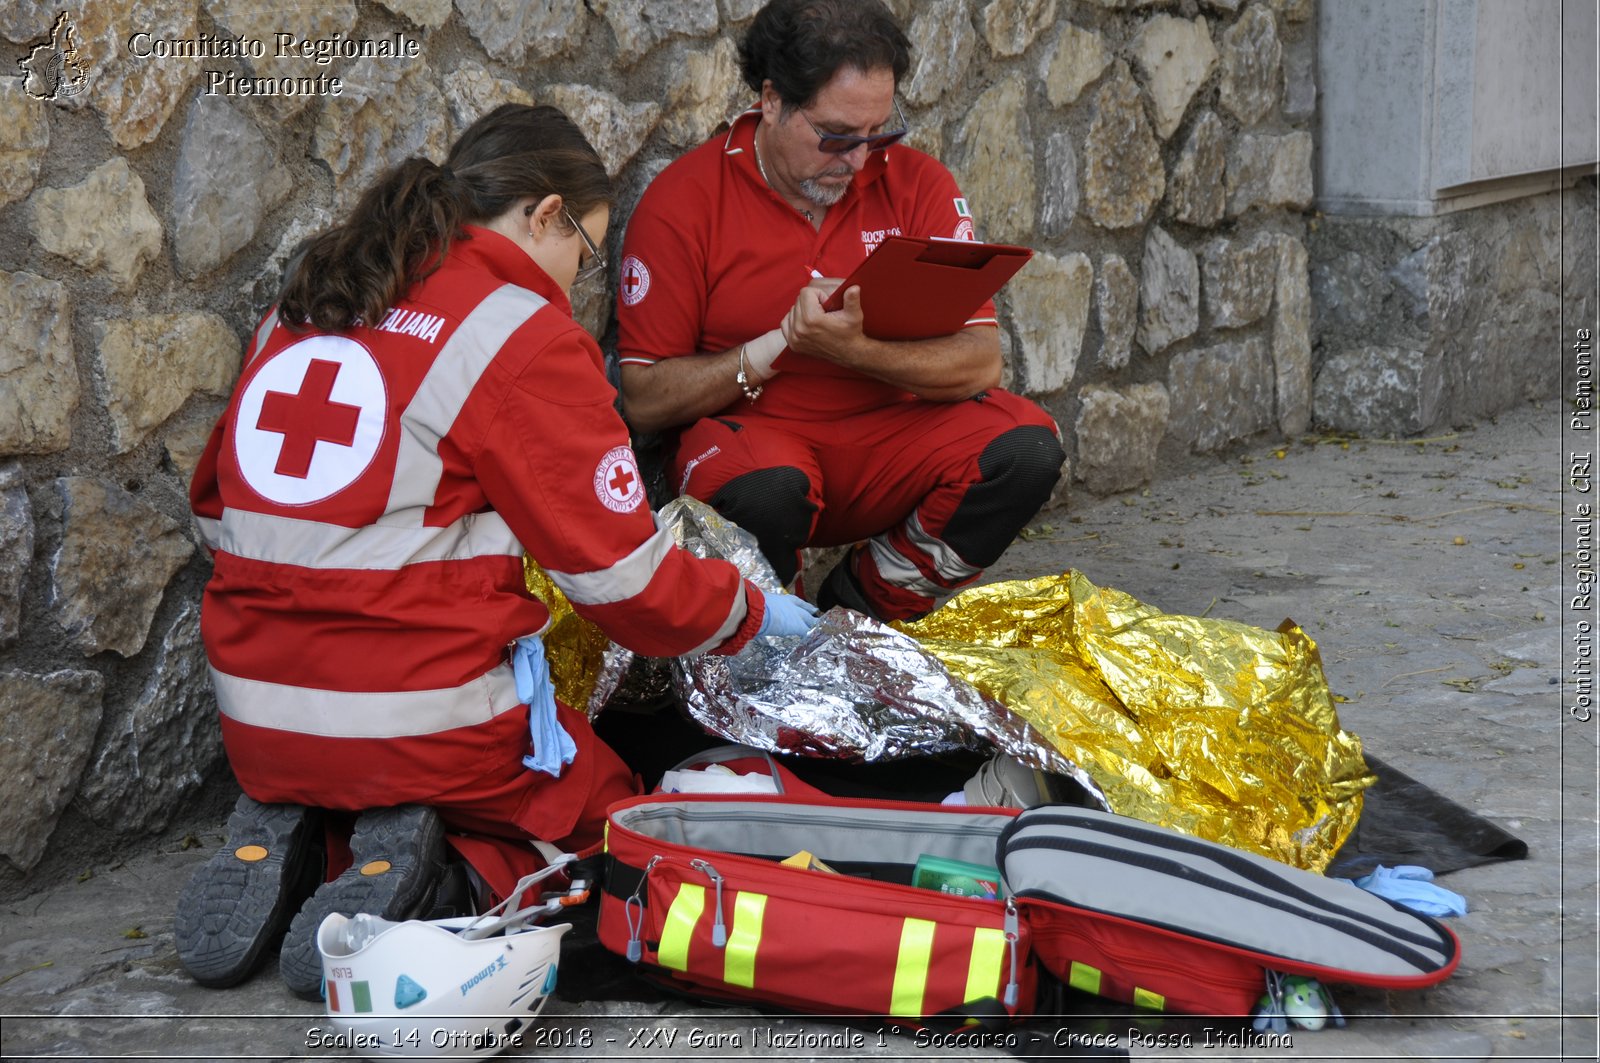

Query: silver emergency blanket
left=658, top=498, right=1108, bottom=804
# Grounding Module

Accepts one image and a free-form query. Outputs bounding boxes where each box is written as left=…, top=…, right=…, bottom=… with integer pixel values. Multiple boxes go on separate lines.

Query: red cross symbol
left=607, top=463, right=636, bottom=497
left=622, top=266, right=643, bottom=294
left=256, top=358, right=361, bottom=478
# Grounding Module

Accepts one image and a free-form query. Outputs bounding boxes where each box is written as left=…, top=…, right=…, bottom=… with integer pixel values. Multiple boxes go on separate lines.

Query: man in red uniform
left=617, top=0, right=1065, bottom=622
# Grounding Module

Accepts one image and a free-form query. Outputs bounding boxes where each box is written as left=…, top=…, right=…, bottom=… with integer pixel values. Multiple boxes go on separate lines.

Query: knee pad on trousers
left=710, top=466, right=816, bottom=584
left=938, top=425, right=1066, bottom=567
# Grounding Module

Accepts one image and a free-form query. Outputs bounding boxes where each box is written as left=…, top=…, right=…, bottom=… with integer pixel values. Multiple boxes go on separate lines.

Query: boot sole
left=278, top=805, right=446, bottom=999
left=175, top=796, right=321, bottom=988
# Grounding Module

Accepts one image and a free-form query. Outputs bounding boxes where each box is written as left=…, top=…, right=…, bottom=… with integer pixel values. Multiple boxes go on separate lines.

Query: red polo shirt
left=617, top=109, right=994, bottom=422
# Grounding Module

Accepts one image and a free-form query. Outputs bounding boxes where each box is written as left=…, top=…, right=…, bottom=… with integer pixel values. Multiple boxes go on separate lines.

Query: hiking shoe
left=175, top=795, right=323, bottom=988
left=278, top=804, right=446, bottom=999
left=962, top=752, right=1062, bottom=810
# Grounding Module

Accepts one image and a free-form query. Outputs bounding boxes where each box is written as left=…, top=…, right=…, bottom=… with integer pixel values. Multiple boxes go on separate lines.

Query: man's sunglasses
left=798, top=99, right=909, bottom=155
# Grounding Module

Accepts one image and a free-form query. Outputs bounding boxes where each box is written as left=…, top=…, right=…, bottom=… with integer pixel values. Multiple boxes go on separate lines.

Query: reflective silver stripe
left=211, top=661, right=521, bottom=738
left=905, top=511, right=981, bottom=583
left=195, top=515, right=222, bottom=551
left=867, top=534, right=946, bottom=597
left=682, top=578, right=749, bottom=656
left=215, top=507, right=522, bottom=570
left=544, top=520, right=675, bottom=606
left=247, top=310, right=278, bottom=366
left=383, top=285, right=548, bottom=522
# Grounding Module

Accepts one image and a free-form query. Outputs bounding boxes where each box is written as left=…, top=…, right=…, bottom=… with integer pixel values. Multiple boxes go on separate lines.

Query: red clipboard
left=820, top=236, right=1033, bottom=340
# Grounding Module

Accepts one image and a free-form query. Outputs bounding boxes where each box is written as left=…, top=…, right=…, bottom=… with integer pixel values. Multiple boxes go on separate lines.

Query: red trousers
left=670, top=390, right=1061, bottom=619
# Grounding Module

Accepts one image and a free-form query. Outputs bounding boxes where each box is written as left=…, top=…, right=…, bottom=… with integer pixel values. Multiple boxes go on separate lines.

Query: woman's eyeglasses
left=798, top=99, right=909, bottom=155
left=564, top=208, right=606, bottom=284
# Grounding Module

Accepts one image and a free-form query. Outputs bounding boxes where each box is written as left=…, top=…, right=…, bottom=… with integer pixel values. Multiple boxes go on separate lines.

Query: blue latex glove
left=757, top=590, right=821, bottom=638
left=512, top=635, right=576, bottom=778
left=1342, top=864, right=1467, bottom=918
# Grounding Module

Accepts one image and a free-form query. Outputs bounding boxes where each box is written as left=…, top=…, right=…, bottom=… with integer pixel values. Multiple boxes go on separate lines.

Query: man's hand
left=782, top=279, right=865, bottom=364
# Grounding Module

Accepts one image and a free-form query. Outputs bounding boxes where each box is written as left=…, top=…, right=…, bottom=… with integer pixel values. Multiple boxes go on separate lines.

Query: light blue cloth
left=1342, top=864, right=1467, bottom=918
left=513, top=635, right=576, bottom=779
left=757, top=590, right=820, bottom=637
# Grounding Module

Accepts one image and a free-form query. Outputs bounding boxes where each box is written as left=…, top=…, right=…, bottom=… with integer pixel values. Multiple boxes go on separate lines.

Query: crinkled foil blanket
left=526, top=498, right=1371, bottom=871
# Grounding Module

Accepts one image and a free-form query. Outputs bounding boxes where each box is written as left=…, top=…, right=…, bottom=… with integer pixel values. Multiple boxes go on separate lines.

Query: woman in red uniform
left=178, top=104, right=817, bottom=997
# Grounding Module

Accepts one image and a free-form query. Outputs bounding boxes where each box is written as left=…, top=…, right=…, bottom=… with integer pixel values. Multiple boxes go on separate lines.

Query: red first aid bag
left=599, top=793, right=1034, bottom=1024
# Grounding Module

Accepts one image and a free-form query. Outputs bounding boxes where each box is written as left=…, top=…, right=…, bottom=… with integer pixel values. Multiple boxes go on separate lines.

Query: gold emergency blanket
left=897, top=571, right=1373, bottom=871
left=522, top=558, right=619, bottom=714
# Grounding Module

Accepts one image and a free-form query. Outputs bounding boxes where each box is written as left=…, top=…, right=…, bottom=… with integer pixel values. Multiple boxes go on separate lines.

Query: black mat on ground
left=1325, top=752, right=1528, bottom=878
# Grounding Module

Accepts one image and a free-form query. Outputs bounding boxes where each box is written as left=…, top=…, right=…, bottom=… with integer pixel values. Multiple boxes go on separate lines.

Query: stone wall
left=0, top=0, right=1316, bottom=893
left=1309, top=181, right=1597, bottom=436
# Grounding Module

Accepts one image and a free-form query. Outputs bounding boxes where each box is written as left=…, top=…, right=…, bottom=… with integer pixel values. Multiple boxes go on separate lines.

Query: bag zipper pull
left=624, top=855, right=661, bottom=963
left=1002, top=898, right=1021, bottom=1008
left=690, top=858, right=728, bottom=947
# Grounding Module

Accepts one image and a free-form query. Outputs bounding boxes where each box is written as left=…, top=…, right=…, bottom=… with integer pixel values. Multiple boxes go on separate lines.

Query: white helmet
left=317, top=867, right=577, bottom=1059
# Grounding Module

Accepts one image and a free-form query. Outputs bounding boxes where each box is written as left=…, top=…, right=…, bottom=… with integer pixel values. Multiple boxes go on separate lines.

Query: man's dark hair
left=739, top=0, right=911, bottom=110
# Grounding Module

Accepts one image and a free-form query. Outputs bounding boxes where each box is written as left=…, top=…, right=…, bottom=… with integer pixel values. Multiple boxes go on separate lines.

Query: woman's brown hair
left=279, top=104, right=613, bottom=331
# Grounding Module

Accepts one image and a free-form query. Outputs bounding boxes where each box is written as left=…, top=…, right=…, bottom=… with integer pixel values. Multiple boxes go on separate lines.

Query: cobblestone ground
left=1, top=400, right=1594, bottom=1062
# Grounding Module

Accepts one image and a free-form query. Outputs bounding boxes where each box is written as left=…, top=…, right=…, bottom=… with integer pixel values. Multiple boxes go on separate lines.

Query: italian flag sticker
left=954, top=197, right=971, bottom=218
left=328, top=978, right=373, bottom=1013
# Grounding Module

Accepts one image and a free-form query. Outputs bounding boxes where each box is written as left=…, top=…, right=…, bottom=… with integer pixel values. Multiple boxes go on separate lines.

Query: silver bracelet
left=736, top=343, right=764, bottom=401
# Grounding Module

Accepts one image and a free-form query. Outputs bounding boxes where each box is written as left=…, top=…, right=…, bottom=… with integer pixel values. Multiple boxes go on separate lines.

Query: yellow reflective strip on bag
left=965, top=926, right=1006, bottom=1003
left=723, top=892, right=767, bottom=988
left=1068, top=961, right=1102, bottom=995
left=657, top=883, right=705, bottom=972
left=890, top=918, right=936, bottom=1018
left=1133, top=986, right=1166, bottom=1010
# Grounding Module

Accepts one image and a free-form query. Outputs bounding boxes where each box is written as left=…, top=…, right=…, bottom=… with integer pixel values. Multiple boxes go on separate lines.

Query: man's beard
left=799, top=168, right=854, bottom=206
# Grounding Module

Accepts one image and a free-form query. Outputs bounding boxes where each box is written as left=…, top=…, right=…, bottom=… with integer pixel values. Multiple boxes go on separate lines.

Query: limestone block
left=593, top=0, right=719, bottom=65
left=95, top=313, right=242, bottom=454
left=1167, top=109, right=1227, bottom=226
left=541, top=84, right=661, bottom=177
left=719, top=0, right=766, bottom=21
left=1131, top=14, right=1217, bottom=140
left=905, top=0, right=978, bottom=106
left=73, top=0, right=200, bottom=148
left=0, top=2, right=56, bottom=43
left=1282, top=37, right=1317, bottom=119
left=0, top=81, right=49, bottom=209
left=570, top=274, right=615, bottom=347
left=172, top=96, right=290, bottom=278
left=952, top=77, right=1035, bottom=244
left=0, top=271, right=78, bottom=456
left=442, top=63, right=534, bottom=137
left=1167, top=337, right=1275, bottom=451
left=1201, top=0, right=1245, bottom=10
left=982, top=0, right=1056, bottom=57
left=1137, top=225, right=1199, bottom=356
left=1082, top=62, right=1165, bottom=230
left=663, top=38, right=744, bottom=146
left=48, top=477, right=195, bottom=658
left=1008, top=252, right=1094, bottom=394
left=0, top=668, right=102, bottom=872
left=164, top=404, right=223, bottom=483
left=1313, top=346, right=1444, bottom=436
left=1273, top=234, right=1312, bottom=436
left=1097, top=254, right=1137, bottom=369
left=29, top=158, right=163, bottom=291
left=208, top=0, right=357, bottom=119
left=454, top=0, right=585, bottom=64
left=1271, top=0, right=1314, bottom=22
left=0, top=466, right=31, bottom=648
left=1042, top=23, right=1111, bottom=107
left=315, top=57, right=451, bottom=214
left=1039, top=132, right=1080, bottom=238
left=74, top=603, right=224, bottom=833
left=1074, top=382, right=1171, bottom=493
left=375, top=0, right=452, bottom=27
left=1227, top=131, right=1314, bottom=216
left=1200, top=231, right=1278, bottom=329
left=1218, top=4, right=1282, bottom=126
